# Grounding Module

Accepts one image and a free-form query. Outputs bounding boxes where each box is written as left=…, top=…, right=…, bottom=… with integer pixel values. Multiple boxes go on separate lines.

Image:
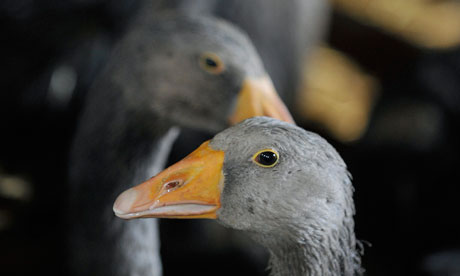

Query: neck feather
left=253, top=215, right=362, bottom=276
left=69, top=102, right=179, bottom=276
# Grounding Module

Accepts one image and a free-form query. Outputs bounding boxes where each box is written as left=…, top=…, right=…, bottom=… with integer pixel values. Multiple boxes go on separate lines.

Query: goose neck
left=254, top=224, right=362, bottom=276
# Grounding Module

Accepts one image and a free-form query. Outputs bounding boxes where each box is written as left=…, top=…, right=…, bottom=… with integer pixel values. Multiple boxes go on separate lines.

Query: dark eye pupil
left=205, top=58, right=218, bottom=67
left=257, top=151, right=277, bottom=166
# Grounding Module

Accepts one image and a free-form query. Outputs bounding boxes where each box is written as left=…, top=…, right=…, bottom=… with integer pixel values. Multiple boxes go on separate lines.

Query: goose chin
left=114, top=203, right=218, bottom=219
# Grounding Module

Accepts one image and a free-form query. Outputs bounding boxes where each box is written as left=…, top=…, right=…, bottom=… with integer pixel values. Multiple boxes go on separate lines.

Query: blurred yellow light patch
left=331, top=0, right=460, bottom=48
left=0, top=175, right=33, bottom=201
left=296, top=46, right=378, bottom=142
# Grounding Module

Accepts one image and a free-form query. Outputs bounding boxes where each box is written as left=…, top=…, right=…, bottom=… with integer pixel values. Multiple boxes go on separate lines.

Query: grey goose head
left=101, top=13, right=293, bottom=132
left=113, top=117, right=362, bottom=275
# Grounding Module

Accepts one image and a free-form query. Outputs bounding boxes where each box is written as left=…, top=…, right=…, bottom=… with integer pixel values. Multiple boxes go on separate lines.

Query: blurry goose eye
left=199, top=52, right=225, bottom=74
left=252, top=149, right=279, bottom=168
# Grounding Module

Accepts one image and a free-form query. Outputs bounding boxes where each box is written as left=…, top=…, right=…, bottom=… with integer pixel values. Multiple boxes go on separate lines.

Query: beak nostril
left=164, top=180, right=183, bottom=192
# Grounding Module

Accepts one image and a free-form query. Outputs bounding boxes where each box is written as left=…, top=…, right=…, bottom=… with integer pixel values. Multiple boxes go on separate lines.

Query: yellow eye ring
left=199, top=52, right=225, bottom=75
left=252, top=149, right=279, bottom=168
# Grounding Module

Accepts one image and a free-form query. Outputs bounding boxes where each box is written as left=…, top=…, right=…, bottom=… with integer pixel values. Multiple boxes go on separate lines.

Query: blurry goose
left=114, top=117, right=363, bottom=276
left=69, top=12, right=293, bottom=276
left=158, top=0, right=331, bottom=107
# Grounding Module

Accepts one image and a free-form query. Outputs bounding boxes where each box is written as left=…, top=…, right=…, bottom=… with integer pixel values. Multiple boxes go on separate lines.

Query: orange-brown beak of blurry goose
left=113, top=141, right=224, bottom=219
left=229, top=75, right=295, bottom=125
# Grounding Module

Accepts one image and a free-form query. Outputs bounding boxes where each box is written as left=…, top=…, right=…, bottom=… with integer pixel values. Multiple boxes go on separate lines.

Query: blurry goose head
left=107, top=13, right=293, bottom=131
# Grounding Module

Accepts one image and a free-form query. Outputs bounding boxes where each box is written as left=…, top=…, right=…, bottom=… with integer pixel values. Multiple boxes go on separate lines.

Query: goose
left=113, top=116, right=363, bottom=276
left=68, top=12, right=293, bottom=276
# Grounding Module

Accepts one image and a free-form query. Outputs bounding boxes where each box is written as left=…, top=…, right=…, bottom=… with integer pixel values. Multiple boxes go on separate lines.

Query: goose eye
left=199, top=52, right=225, bottom=74
left=253, top=149, right=279, bottom=168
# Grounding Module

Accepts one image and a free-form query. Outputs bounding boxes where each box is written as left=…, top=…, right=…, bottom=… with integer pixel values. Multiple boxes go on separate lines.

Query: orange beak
left=113, top=141, right=224, bottom=219
left=229, top=75, right=295, bottom=125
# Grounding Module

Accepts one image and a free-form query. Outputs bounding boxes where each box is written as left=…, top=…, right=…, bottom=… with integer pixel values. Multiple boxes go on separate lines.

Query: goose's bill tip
left=113, top=188, right=139, bottom=217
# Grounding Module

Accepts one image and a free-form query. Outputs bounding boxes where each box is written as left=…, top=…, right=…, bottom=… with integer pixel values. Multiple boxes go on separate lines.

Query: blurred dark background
left=1, top=0, right=460, bottom=275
